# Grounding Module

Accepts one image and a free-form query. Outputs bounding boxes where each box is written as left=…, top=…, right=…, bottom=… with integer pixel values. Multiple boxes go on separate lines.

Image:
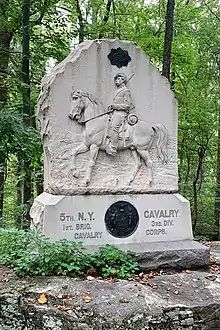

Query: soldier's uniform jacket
left=112, top=86, right=132, bottom=112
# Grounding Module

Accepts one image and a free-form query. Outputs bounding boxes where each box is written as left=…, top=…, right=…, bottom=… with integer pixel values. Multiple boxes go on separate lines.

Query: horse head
left=69, top=89, right=101, bottom=124
left=69, top=89, right=85, bottom=124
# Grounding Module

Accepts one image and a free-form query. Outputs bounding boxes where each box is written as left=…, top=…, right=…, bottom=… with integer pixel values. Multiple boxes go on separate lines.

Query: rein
left=81, top=108, right=113, bottom=124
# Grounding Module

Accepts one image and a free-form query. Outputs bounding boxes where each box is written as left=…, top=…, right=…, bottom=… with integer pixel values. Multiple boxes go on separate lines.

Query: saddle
left=107, top=113, right=138, bottom=145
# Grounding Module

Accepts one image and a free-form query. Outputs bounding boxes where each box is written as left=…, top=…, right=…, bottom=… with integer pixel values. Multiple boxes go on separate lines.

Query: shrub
left=0, top=229, right=139, bottom=278
left=88, top=244, right=139, bottom=279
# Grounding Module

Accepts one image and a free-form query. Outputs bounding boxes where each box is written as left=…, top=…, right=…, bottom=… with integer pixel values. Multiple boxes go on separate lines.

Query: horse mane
left=72, top=89, right=99, bottom=106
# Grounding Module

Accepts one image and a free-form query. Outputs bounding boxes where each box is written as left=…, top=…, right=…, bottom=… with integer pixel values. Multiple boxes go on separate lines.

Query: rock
left=0, top=270, right=220, bottom=329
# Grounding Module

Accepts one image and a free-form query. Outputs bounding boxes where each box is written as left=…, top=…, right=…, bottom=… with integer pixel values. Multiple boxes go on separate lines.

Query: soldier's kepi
left=106, top=73, right=133, bottom=156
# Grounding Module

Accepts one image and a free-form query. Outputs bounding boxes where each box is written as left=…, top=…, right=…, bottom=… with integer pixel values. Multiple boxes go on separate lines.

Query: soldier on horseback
left=106, top=73, right=133, bottom=156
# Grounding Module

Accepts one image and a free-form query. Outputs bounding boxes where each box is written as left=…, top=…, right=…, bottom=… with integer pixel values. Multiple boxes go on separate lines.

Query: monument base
left=87, top=240, right=210, bottom=270
left=30, top=192, right=210, bottom=269
left=115, top=240, right=209, bottom=270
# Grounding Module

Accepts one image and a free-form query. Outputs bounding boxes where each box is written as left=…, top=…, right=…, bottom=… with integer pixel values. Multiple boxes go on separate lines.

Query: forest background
left=0, top=0, right=219, bottom=239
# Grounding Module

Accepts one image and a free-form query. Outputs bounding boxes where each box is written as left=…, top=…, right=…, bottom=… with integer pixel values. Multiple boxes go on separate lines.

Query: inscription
left=74, top=232, right=102, bottom=240
left=60, top=211, right=100, bottom=240
left=144, top=209, right=179, bottom=219
left=60, top=212, right=95, bottom=222
left=144, top=208, right=180, bottom=236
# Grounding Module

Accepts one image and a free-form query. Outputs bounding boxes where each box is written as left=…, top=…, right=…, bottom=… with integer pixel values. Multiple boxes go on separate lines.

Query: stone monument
left=30, top=39, right=209, bottom=270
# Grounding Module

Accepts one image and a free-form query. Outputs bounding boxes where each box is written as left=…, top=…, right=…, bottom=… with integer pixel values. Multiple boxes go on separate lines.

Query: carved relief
left=36, top=40, right=178, bottom=195
left=67, top=73, right=169, bottom=187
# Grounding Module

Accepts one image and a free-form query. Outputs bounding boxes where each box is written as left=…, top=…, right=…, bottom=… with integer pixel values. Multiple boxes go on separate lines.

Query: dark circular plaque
left=105, top=201, right=139, bottom=238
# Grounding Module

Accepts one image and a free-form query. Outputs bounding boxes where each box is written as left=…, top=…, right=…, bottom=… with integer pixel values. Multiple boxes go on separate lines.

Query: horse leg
left=71, top=143, right=89, bottom=178
left=84, top=144, right=99, bottom=184
left=137, top=149, right=153, bottom=185
left=128, top=149, right=141, bottom=184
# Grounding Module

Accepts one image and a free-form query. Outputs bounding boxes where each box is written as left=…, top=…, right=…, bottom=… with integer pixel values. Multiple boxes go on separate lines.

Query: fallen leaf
left=210, top=256, right=216, bottom=263
left=38, top=293, right=47, bottom=304
left=83, top=296, right=92, bottom=303
left=185, top=270, right=192, bottom=274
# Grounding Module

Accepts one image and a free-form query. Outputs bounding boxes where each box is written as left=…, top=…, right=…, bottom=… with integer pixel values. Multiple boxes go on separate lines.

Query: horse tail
left=152, top=124, right=168, bottom=163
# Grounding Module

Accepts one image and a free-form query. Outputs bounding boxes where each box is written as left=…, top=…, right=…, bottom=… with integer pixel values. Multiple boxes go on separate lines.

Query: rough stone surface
left=134, top=240, right=210, bottom=270
left=38, top=39, right=178, bottom=195
left=0, top=269, right=220, bottom=329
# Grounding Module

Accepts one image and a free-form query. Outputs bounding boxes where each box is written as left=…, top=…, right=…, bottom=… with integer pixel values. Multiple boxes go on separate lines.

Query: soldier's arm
left=112, top=91, right=132, bottom=111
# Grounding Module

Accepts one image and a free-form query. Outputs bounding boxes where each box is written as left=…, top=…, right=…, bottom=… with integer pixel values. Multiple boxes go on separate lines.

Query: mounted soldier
left=106, top=73, right=133, bottom=156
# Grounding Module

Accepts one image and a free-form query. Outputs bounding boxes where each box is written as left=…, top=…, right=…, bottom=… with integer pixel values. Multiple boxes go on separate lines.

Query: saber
left=127, top=73, right=135, bottom=83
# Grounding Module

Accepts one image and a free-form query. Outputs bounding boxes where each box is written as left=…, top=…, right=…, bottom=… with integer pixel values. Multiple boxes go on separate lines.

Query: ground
left=0, top=242, right=220, bottom=330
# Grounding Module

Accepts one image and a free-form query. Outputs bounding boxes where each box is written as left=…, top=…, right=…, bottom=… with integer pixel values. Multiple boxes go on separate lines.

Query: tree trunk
left=162, top=0, right=175, bottom=81
left=99, top=0, right=112, bottom=38
left=192, top=147, right=205, bottom=233
left=36, top=181, right=44, bottom=196
left=0, top=32, right=13, bottom=103
left=0, top=2, right=13, bottom=222
left=213, top=114, right=220, bottom=239
left=213, top=56, right=220, bottom=240
left=16, top=160, right=23, bottom=228
left=75, top=0, right=84, bottom=43
left=0, top=164, right=5, bottom=221
left=22, top=0, right=32, bottom=225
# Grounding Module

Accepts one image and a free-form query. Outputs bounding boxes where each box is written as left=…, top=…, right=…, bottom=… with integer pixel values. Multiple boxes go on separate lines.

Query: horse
left=68, top=89, right=168, bottom=185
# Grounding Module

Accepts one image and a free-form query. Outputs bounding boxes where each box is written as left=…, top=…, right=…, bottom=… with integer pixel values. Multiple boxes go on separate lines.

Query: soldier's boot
left=106, top=129, right=118, bottom=156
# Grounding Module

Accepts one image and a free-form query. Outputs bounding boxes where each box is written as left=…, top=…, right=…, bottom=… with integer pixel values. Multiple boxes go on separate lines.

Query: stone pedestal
left=30, top=192, right=209, bottom=269
left=30, top=192, right=192, bottom=243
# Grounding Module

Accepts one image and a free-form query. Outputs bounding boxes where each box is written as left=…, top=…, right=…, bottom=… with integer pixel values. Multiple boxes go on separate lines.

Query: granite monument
left=30, top=39, right=209, bottom=269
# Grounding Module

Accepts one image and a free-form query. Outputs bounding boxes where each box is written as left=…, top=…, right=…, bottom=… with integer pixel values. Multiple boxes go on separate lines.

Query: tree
left=162, top=0, right=175, bottom=81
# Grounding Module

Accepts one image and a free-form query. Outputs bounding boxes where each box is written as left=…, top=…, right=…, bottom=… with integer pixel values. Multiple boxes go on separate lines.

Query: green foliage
left=89, top=244, right=140, bottom=279
left=0, top=105, right=41, bottom=163
left=0, top=229, right=140, bottom=278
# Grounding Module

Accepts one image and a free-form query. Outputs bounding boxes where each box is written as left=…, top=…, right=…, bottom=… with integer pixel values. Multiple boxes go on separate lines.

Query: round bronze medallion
left=105, top=201, right=139, bottom=238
